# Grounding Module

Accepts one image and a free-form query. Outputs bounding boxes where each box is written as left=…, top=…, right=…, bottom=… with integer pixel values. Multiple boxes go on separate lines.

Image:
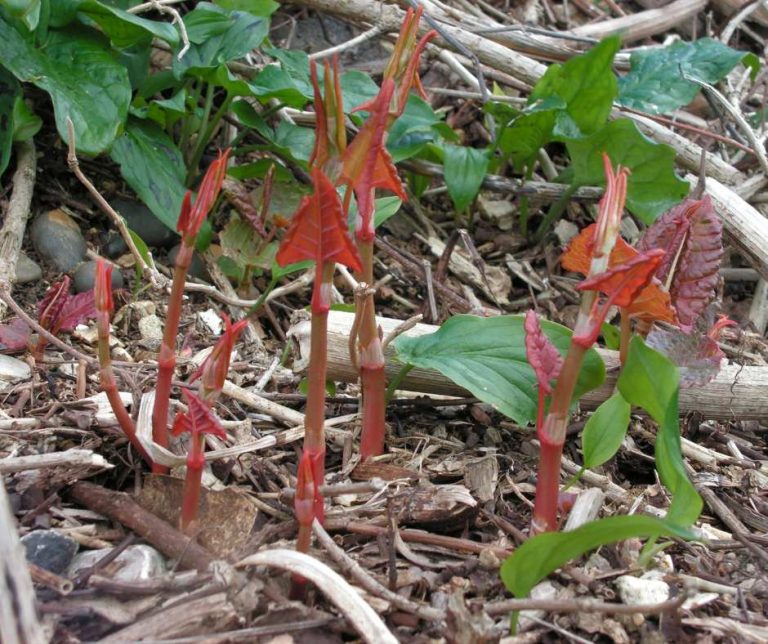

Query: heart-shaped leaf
left=582, top=392, right=631, bottom=469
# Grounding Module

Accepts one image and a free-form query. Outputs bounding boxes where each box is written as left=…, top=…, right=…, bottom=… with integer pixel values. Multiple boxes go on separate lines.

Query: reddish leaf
left=592, top=153, right=630, bottom=262
left=638, top=196, right=723, bottom=331
left=646, top=326, right=725, bottom=387
left=58, top=291, right=97, bottom=332
left=177, top=149, right=231, bottom=242
left=0, top=318, right=31, bottom=351
left=37, top=277, right=71, bottom=333
left=171, top=388, right=227, bottom=441
left=192, top=315, right=248, bottom=399
left=309, top=58, right=346, bottom=170
left=577, top=249, right=665, bottom=308
left=339, top=80, right=406, bottom=241
left=708, top=315, right=736, bottom=340
left=524, top=310, right=563, bottom=395
left=294, top=450, right=317, bottom=527
left=276, top=167, right=362, bottom=272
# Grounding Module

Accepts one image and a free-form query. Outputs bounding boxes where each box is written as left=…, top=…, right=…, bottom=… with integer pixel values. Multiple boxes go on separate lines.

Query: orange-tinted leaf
left=339, top=80, right=406, bottom=240
left=171, top=388, right=227, bottom=441
left=524, top=310, right=563, bottom=395
left=563, top=224, right=676, bottom=324
left=276, top=167, right=362, bottom=272
left=577, top=249, right=665, bottom=308
left=638, top=196, right=723, bottom=331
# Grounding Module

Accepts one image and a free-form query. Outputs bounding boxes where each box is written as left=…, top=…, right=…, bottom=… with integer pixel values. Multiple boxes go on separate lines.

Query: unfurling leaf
left=294, top=450, right=318, bottom=527
left=638, top=196, right=723, bottom=331
left=192, top=315, right=248, bottom=400
left=276, top=167, right=362, bottom=272
left=177, top=149, right=231, bottom=243
left=57, top=291, right=97, bottom=332
left=646, top=326, right=725, bottom=387
left=37, top=277, right=72, bottom=333
left=524, top=310, right=563, bottom=395
left=577, top=249, right=665, bottom=308
left=171, top=389, right=227, bottom=441
left=562, top=224, right=676, bottom=324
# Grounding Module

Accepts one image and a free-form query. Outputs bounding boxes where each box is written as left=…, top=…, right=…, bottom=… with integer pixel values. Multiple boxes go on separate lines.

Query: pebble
left=104, top=198, right=179, bottom=257
left=15, top=252, right=42, bottom=284
left=21, top=530, right=78, bottom=573
left=72, top=260, right=124, bottom=293
left=68, top=545, right=165, bottom=583
left=30, top=209, right=87, bottom=272
left=167, top=244, right=209, bottom=281
left=616, top=574, right=670, bottom=606
left=138, top=314, right=164, bottom=348
left=0, top=354, right=31, bottom=387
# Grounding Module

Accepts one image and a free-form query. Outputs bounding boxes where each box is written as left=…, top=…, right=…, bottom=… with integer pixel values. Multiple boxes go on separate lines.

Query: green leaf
left=600, top=322, right=620, bottom=350
left=497, top=109, right=554, bottom=169
left=617, top=336, right=702, bottom=526
left=77, top=0, right=179, bottom=48
left=387, top=95, right=452, bottom=163
left=271, top=258, right=313, bottom=281
left=618, top=38, right=759, bottom=115
left=249, top=63, right=311, bottom=108
left=566, top=119, right=689, bottom=224
left=174, top=4, right=268, bottom=76
left=500, top=515, right=694, bottom=602
left=394, top=315, right=605, bottom=426
left=347, top=196, right=402, bottom=233
left=12, top=96, right=41, bottom=142
left=214, top=0, right=279, bottom=16
left=0, top=66, right=20, bottom=177
left=127, top=228, right=153, bottom=282
left=271, top=120, right=314, bottom=164
left=0, top=21, right=131, bottom=154
left=1, top=0, right=42, bottom=30
left=110, top=118, right=187, bottom=231
left=339, top=70, right=379, bottom=110
left=441, top=144, right=490, bottom=213
left=582, top=392, right=631, bottom=469
left=532, top=36, right=620, bottom=138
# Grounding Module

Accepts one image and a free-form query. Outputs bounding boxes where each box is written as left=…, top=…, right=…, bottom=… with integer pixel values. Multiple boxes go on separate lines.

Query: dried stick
left=69, top=481, right=215, bottom=571
left=0, top=449, right=112, bottom=474
left=237, top=547, right=398, bottom=644
left=313, top=520, right=445, bottom=622
left=0, top=139, right=36, bottom=318
left=65, top=118, right=166, bottom=289
left=0, top=477, right=46, bottom=644
left=483, top=592, right=687, bottom=616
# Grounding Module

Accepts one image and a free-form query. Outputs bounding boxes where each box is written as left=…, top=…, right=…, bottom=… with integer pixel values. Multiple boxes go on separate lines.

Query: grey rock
left=15, top=252, right=42, bottom=284
left=72, top=260, right=124, bottom=294
left=30, top=209, right=87, bottom=272
left=67, top=545, right=165, bottom=582
left=167, top=244, right=209, bottom=281
left=138, top=314, right=164, bottom=347
left=21, top=530, right=78, bottom=573
left=105, top=198, right=178, bottom=258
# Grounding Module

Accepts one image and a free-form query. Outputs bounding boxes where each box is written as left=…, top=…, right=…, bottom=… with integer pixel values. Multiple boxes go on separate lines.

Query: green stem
left=179, top=80, right=203, bottom=161
left=619, top=308, right=631, bottom=366
left=385, top=363, right=414, bottom=404
left=187, top=94, right=233, bottom=184
left=534, top=184, right=579, bottom=243
left=186, top=82, right=216, bottom=184
left=518, top=165, right=534, bottom=236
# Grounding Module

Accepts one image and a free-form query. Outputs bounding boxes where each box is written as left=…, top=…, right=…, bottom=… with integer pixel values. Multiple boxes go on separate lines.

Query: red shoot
left=153, top=151, right=230, bottom=473
left=94, top=260, right=152, bottom=466
left=191, top=315, right=248, bottom=402
left=172, top=388, right=227, bottom=533
left=524, top=310, right=564, bottom=433
left=177, top=149, right=231, bottom=245
left=309, top=58, right=346, bottom=173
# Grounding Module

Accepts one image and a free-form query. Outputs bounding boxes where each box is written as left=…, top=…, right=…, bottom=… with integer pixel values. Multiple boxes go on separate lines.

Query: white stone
left=0, top=354, right=31, bottom=384
left=68, top=545, right=165, bottom=582
left=198, top=309, right=223, bottom=335
left=616, top=574, right=670, bottom=606
left=138, top=314, right=164, bottom=342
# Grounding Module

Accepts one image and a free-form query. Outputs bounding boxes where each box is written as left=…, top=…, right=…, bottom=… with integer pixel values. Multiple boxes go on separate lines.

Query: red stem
left=355, top=234, right=387, bottom=458
left=180, top=434, right=204, bottom=533
left=152, top=243, right=194, bottom=474
left=96, top=310, right=152, bottom=466
left=531, top=344, right=587, bottom=532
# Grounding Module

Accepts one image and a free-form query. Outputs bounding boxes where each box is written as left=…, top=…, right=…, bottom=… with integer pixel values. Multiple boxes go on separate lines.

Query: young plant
left=275, top=90, right=362, bottom=555
left=0, top=277, right=97, bottom=358
left=340, top=7, right=435, bottom=459
left=171, top=388, right=228, bottom=534
left=151, top=150, right=230, bottom=473
left=94, top=260, right=152, bottom=466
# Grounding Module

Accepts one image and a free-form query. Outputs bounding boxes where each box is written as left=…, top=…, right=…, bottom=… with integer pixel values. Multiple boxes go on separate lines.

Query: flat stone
left=30, top=209, right=87, bottom=273
left=15, top=252, right=42, bottom=284
left=72, top=260, right=124, bottom=293
left=21, top=530, right=78, bottom=574
left=68, top=545, right=165, bottom=583
left=138, top=314, right=164, bottom=347
left=616, top=574, right=670, bottom=606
